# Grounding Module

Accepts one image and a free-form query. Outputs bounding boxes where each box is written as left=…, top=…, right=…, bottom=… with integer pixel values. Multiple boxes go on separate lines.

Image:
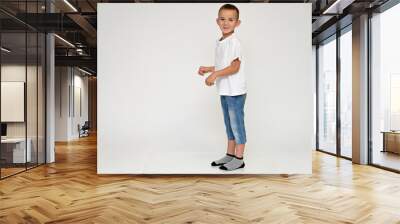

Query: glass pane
left=371, top=4, right=400, bottom=171
left=0, top=1, right=46, bottom=178
left=318, top=38, right=337, bottom=154
left=38, top=33, right=45, bottom=165
left=1, top=32, right=27, bottom=178
left=27, top=31, right=38, bottom=169
left=340, top=30, right=352, bottom=158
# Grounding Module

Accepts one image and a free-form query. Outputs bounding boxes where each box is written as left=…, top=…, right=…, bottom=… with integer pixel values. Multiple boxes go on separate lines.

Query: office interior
left=0, top=0, right=400, bottom=222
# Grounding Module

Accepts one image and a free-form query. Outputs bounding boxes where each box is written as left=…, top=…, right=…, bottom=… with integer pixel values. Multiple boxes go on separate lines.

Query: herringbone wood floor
left=1, top=134, right=400, bottom=224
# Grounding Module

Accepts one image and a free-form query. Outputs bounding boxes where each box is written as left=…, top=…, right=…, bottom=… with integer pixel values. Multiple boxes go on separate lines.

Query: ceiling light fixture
left=322, top=0, right=354, bottom=14
left=78, top=67, right=93, bottom=76
left=54, top=34, right=75, bottom=48
left=1, top=47, right=11, bottom=53
left=322, top=0, right=343, bottom=14
left=63, top=0, right=78, bottom=12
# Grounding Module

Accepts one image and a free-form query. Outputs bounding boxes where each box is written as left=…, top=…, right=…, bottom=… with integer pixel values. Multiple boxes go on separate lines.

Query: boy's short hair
left=218, top=4, right=240, bottom=19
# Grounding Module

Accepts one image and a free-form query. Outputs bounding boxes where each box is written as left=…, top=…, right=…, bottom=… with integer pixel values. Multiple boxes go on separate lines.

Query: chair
left=79, top=121, right=90, bottom=138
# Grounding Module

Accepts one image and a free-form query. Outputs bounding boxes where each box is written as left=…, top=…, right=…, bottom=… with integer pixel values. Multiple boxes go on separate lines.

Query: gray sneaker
left=219, top=157, right=245, bottom=171
left=211, top=153, right=235, bottom=166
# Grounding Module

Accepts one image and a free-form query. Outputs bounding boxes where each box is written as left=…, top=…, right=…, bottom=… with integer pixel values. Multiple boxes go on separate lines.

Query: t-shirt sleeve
left=230, top=39, right=242, bottom=62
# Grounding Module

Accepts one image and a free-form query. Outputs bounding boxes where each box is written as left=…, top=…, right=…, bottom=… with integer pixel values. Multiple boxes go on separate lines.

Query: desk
left=1, top=138, right=31, bottom=163
left=381, top=131, right=400, bottom=154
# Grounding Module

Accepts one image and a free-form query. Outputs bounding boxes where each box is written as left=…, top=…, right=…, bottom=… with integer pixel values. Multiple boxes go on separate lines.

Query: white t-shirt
left=214, top=33, right=247, bottom=96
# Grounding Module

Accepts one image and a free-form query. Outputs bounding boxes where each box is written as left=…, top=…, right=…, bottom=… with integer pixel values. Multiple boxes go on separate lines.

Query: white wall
left=55, top=67, right=89, bottom=141
left=98, top=3, right=313, bottom=174
left=72, top=73, right=89, bottom=138
left=55, top=67, right=69, bottom=141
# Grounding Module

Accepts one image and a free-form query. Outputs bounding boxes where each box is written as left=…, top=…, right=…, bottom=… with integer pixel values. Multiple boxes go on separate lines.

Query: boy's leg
left=235, top=144, right=245, bottom=158
left=227, top=94, right=247, bottom=149
left=220, top=96, right=236, bottom=144
left=220, top=94, right=247, bottom=171
left=211, top=96, right=235, bottom=166
left=227, top=139, right=236, bottom=155
left=233, top=94, right=246, bottom=157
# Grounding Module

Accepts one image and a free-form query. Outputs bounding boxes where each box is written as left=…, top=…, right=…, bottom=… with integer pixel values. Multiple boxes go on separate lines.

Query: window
left=340, top=29, right=352, bottom=158
left=318, top=37, right=337, bottom=154
left=371, top=3, right=400, bottom=171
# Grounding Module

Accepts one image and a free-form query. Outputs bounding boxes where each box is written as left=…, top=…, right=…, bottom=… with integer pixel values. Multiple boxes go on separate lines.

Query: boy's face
left=216, top=9, right=241, bottom=35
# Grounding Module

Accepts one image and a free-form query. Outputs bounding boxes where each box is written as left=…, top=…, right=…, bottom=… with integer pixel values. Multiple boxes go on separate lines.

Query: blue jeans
left=220, top=94, right=247, bottom=145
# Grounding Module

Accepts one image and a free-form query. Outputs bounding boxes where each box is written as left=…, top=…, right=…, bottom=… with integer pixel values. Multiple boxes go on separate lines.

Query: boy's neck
left=221, top=31, right=234, bottom=40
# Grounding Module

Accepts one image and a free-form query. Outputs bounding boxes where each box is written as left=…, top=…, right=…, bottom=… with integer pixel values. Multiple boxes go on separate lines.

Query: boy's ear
left=236, top=20, right=241, bottom=27
left=216, top=18, right=219, bottom=24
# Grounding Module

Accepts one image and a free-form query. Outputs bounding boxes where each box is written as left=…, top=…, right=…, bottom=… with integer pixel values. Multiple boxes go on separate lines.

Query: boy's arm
left=205, top=59, right=241, bottom=86
left=206, top=66, right=215, bottom=73
left=198, top=66, right=215, bottom=76
left=214, top=59, right=241, bottom=77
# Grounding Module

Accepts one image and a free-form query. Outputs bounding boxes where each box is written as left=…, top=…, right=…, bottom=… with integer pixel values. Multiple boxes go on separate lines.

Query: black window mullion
left=336, top=30, right=341, bottom=157
left=316, top=45, right=320, bottom=150
left=0, top=26, right=2, bottom=179
left=36, top=0, right=39, bottom=167
left=24, top=0, right=28, bottom=171
left=367, top=11, right=373, bottom=165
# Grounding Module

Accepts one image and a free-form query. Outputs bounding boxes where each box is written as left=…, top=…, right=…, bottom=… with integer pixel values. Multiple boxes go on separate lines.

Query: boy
left=198, top=4, right=247, bottom=171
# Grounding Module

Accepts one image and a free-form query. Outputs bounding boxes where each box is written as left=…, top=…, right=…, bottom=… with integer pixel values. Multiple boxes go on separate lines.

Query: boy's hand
left=198, top=66, right=209, bottom=76
left=205, top=73, right=217, bottom=86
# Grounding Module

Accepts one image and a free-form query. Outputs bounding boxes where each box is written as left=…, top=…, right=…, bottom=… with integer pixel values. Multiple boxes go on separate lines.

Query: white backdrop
left=98, top=3, right=312, bottom=174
